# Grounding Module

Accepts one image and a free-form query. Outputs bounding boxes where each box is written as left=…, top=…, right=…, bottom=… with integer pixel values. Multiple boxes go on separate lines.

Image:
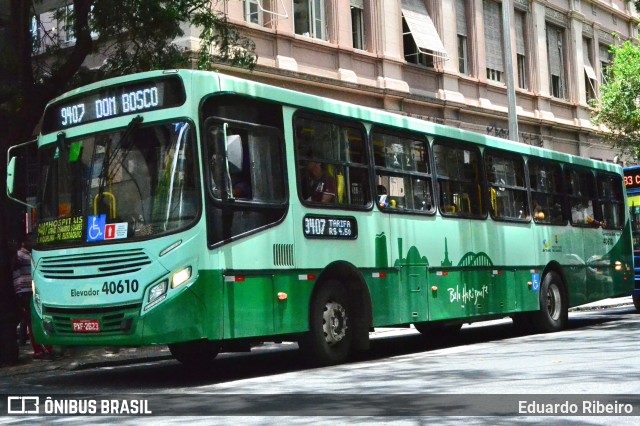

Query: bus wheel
left=633, top=295, right=640, bottom=313
left=531, top=271, right=567, bottom=333
left=299, top=281, right=353, bottom=365
left=168, top=340, right=220, bottom=366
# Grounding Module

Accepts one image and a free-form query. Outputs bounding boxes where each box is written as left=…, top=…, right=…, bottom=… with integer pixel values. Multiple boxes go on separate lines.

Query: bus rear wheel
left=299, top=281, right=353, bottom=366
left=530, top=271, right=567, bottom=333
left=168, top=340, right=220, bottom=366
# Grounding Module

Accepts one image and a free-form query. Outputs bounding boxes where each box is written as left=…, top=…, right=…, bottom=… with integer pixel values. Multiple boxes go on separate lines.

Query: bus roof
left=45, top=69, right=622, bottom=175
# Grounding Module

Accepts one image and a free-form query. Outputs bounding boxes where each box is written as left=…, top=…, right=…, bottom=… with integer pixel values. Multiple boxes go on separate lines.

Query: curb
left=68, top=354, right=175, bottom=371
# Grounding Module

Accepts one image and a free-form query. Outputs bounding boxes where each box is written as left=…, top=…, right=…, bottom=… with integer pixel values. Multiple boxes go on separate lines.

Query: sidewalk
left=569, top=295, right=635, bottom=311
left=1, top=344, right=173, bottom=378
left=1, top=296, right=634, bottom=377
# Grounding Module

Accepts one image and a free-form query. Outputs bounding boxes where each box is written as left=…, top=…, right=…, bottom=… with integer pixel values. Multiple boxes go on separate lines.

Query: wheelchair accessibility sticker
left=87, top=215, right=128, bottom=242
left=532, top=273, right=540, bottom=291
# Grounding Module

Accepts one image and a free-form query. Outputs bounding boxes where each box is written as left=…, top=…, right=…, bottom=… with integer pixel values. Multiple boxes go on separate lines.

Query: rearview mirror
left=6, top=139, right=36, bottom=208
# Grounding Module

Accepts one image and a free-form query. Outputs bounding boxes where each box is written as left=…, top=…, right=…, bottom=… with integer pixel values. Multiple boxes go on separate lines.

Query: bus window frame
left=202, top=116, right=289, bottom=248
left=370, top=125, right=436, bottom=216
left=433, top=137, right=487, bottom=220
left=596, top=171, right=625, bottom=230
left=484, top=148, right=531, bottom=223
left=293, top=110, right=373, bottom=211
left=564, top=165, right=600, bottom=228
left=202, top=116, right=289, bottom=208
left=527, top=157, right=568, bottom=226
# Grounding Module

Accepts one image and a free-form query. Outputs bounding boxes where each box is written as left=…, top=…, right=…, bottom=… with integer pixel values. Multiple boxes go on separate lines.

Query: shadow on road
left=30, top=307, right=635, bottom=392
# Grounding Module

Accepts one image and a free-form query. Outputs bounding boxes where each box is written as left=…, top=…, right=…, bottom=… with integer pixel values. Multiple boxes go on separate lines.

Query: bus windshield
left=36, top=120, right=199, bottom=247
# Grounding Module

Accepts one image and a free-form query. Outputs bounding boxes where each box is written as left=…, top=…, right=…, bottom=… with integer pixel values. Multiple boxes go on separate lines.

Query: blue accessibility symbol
left=87, top=214, right=106, bottom=242
left=532, top=273, right=540, bottom=291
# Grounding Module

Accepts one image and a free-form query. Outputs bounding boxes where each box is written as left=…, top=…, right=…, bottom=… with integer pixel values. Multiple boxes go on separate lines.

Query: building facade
left=35, top=0, right=640, bottom=161
left=202, top=0, right=638, bottom=162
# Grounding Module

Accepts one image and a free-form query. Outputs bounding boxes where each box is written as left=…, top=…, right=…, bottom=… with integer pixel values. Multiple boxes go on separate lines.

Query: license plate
left=72, top=319, right=101, bottom=333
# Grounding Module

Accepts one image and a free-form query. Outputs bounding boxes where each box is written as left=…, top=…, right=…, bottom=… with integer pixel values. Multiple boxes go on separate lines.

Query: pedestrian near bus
left=14, top=237, right=55, bottom=360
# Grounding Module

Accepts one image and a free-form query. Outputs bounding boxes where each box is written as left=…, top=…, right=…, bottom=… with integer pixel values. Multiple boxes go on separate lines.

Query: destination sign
left=624, top=168, right=640, bottom=191
left=42, top=76, right=185, bottom=133
left=37, top=216, right=85, bottom=244
left=303, top=215, right=357, bottom=239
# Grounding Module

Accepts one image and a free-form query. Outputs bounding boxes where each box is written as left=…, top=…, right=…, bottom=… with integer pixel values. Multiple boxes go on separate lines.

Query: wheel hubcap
left=322, top=301, right=348, bottom=346
left=546, top=283, right=562, bottom=321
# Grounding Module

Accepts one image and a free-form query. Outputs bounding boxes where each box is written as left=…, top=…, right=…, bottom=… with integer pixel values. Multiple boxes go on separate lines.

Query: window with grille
left=351, top=0, right=365, bottom=50
left=547, top=24, right=566, bottom=99
left=484, top=0, right=503, bottom=83
left=515, top=10, right=528, bottom=89
left=456, top=0, right=469, bottom=75
left=294, top=0, right=326, bottom=40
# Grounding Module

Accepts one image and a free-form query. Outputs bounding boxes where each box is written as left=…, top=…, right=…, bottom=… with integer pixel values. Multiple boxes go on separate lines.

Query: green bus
left=6, top=70, right=634, bottom=366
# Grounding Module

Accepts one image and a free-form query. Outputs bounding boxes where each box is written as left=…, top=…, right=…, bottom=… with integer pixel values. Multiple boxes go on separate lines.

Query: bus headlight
left=615, top=261, right=623, bottom=271
left=172, top=267, right=192, bottom=289
left=149, top=280, right=168, bottom=303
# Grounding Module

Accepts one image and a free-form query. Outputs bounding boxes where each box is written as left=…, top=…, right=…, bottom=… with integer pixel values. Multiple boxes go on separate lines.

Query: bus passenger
left=534, top=200, right=545, bottom=221
left=303, top=161, right=335, bottom=203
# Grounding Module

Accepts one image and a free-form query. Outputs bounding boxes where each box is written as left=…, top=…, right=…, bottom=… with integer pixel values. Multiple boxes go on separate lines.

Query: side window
left=204, top=118, right=287, bottom=244
left=485, top=150, right=529, bottom=221
left=433, top=140, right=485, bottom=218
left=597, top=172, right=624, bottom=230
left=529, top=159, right=565, bottom=225
left=565, top=167, right=598, bottom=227
left=371, top=128, right=434, bottom=214
left=294, top=115, right=371, bottom=208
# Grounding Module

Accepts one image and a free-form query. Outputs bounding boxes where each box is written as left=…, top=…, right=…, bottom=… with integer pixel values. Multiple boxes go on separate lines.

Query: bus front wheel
left=168, top=339, right=220, bottom=366
left=633, top=295, right=640, bottom=313
left=299, top=281, right=353, bottom=365
left=531, top=271, right=568, bottom=333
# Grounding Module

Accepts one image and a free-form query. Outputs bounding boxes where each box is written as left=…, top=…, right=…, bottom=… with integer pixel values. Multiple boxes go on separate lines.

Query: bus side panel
left=221, top=272, right=317, bottom=338
left=223, top=274, right=274, bottom=339
left=186, top=269, right=224, bottom=340
left=273, top=274, right=314, bottom=334
left=514, top=269, right=539, bottom=312
left=140, top=282, right=210, bottom=345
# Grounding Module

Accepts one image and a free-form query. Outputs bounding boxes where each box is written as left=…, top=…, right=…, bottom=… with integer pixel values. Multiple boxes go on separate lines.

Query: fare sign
left=303, top=215, right=358, bottom=239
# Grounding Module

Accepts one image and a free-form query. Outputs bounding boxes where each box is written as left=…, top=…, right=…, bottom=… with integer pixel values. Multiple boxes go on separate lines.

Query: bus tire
left=530, top=271, right=567, bottom=333
left=633, top=295, right=640, bottom=313
left=168, top=339, right=220, bottom=366
left=299, top=280, right=353, bottom=365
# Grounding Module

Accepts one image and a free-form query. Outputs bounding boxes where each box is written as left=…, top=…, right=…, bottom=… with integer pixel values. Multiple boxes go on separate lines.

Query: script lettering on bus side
left=302, top=215, right=358, bottom=239
left=448, top=284, right=489, bottom=304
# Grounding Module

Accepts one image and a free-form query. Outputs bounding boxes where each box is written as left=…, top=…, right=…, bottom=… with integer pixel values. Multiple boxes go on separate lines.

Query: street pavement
left=0, top=296, right=634, bottom=378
